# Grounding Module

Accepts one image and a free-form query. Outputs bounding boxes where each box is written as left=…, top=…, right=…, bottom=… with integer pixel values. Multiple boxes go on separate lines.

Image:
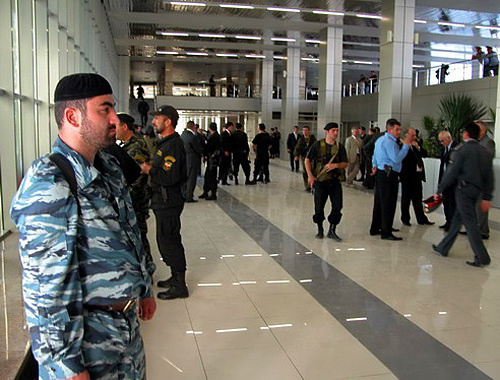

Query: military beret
left=151, top=105, right=179, bottom=125
left=54, top=73, right=113, bottom=102
left=117, top=113, right=135, bottom=128
left=324, top=122, right=339, bottom=131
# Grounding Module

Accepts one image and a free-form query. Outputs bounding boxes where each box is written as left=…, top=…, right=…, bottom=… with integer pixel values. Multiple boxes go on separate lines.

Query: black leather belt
left=85, top=299, right=136, bottom=313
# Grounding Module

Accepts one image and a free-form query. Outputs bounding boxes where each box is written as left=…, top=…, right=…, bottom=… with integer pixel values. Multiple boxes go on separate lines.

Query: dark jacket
left=438, top=140, right=459, bottom=183
left=221, top=129, right=233, bottom=154
left=401, top=145, right=428, bottom=182
left=232, top=130, right=250, bottom=154
left=287, top=132, right=300, bottom=151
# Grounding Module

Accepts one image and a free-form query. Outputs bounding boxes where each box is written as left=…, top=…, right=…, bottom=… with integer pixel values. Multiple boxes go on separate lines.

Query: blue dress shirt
left=372, top=133, right=409, bottom=173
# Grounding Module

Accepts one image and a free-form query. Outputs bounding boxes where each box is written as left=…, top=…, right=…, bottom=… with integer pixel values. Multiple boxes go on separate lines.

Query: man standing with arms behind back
left=141, top=105, right=189, bottom=300
left=181, top=120, right=203, bottom=203
left=370, top=118, right=410, bottom=240
left=287, top=126, right=300, bottom=172
left=11, top=73, right=156, bottom=380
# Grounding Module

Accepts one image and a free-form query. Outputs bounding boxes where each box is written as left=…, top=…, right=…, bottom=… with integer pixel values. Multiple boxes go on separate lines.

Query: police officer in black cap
left=305, top=123, right=348, bottom=241
left=140, top=105, right=189, bottom=299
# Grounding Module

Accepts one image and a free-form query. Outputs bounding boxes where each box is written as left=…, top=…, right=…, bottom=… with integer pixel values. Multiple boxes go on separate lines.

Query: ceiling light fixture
left=199, top=33, right=226, bottom=38
left=157, top=51, right=179, bottom=55
left=301, top=57, right=319, bottom=61
left=354, top=60, right=373, bottom=64
left=312, top=10, right=344, bottom=16
left=216, top=53, right=238, bottom=57
left=245, top=54, right=266, bottom=58
left=273, top=56, right=286, bottom=59
left=356, top=14, right=382, bottom=20
left=305, top=39, right=321, bottom=44
left=158, top=32, right=190, bottom=36
left=186, top=52, right=209, bottom=56
left=414, top=19, right=427, bottom=24
left=267, top=6, right=300, bottom=13
left=437, top=21, right=465, bottom=28
left=170, top=1, right=206, bottom=6
left=235, top=35, right=262, bottom=40
left=219, top=4, right=255, bottom=9
left=475, top=25, right=500, bottom=31
left=271, top=37, right=296, bottom=42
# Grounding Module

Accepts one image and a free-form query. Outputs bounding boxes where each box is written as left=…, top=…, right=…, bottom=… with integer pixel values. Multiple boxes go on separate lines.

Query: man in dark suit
left=200, top=123, right=222, bottom=200
left=477, top=121, right=496, bottom=239
left=181, top=120, right=203, bottom=202
left=287, top=126, right=300, bottom=172
left=432, top=123, right=493, bottom=267
left=219, top=122, right=234, bottom=185
left=438, top=131, right=458, bottom=231
left=400, top=128, right=434, bottom=226
left=232, top=123, right=254, bottom=185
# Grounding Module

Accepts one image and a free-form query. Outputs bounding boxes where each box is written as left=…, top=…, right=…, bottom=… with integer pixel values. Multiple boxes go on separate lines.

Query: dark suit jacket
left=221, top=129, right=233, bottom=154
left=401, top=145, right=428, bottom=182
left=181, top=129, right=203, bottom=160
left=438, top=140, right=459, bottom=183
left=232, top=130, right=250, bottom=153
left=287, top=132, right=300, bottom=151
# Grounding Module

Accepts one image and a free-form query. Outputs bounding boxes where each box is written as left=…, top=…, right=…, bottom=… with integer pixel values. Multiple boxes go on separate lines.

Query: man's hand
left=138, top=297, right=157, bottom=321
left=287, top=148, right=291, bottom=153
left=224, top=151, right=230, bottom=156
left=480, top=200, right=491, bottom=213
left=325, top=163, right=337, bottom=172
left=308, top=175, right=315, bottom=187
left=371, top=166, right=377, bottom=176
left=140, top=162, right=152, bottom=175
left=67, top=371, right=90, bottom=380
left=294, top=156, right=299, bottom=161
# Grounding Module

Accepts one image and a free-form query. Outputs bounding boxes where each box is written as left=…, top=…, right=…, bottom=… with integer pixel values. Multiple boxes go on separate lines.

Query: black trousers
left=442, top=187, right=456, bottom=225
left=219, top=154, right=232, bottom=182
left=436, top=182, right=490, bottom=265
left=233, top=151, right=251, bottom=180
left=362, top=156, right=375, bottom=189
left=203, top=160, right=218, bottom=193
left=140, top=113, right=148, bottom=127
left=153, top=207, right=187, bottom=272
left=289, top=152, right=299, bottom=171
left=183, top=157, right=201, bottom=201
left=312, top=179, right=343, bottom=225
left=400, top=177, right=428, bottom=224
left=253, top=155, right=269, bottom=181
left=370, top=170, right=399, bottom=237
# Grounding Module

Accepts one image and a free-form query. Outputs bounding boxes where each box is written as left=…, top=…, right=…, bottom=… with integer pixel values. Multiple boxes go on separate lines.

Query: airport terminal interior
left=1, top=0, right=500, bottom=379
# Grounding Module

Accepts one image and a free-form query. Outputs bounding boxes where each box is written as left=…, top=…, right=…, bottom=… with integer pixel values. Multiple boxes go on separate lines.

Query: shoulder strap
left=49, top=153, right=82, bottom=216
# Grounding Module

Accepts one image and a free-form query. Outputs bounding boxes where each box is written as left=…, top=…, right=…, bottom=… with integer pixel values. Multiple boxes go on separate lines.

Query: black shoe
left=157, top=272, right=189, bottom=300
left=419, top=220, right=435, bottom=225
left=326, top=224, right=342, bottom=241
left=392, top=228, right=400, bottom=232
left=206, top=194, right=217, bottom=200
left=316, top=225, right=324, bottom=239
left=221, top=181, right=231, bottom=186
left=482, top=235, right=489, bottom=240
left=246, top=180, right=257, bottom=185
left=466, top=261, right=489, bottom=268
left=381, top=234, right=402, bottom=241
left=295, top=169, right=299, bottom=173
left=185, top=199, right=198, bottom=203
left=439, top=223, right=449, bottom=230
left=370, top=229, right=380, bottom=236
left=199, top=192, right=208, bottom=199
left=157, top=277, right=174, bottom=288
left=459, top=231, right=467, bottom=235
left=432, top=244, right=447, bottom=257
left=402, top=221, right=411, bottom=226
left=234, top=178, right=239, bottom=185
left=305, top=187, right=312, bottom=192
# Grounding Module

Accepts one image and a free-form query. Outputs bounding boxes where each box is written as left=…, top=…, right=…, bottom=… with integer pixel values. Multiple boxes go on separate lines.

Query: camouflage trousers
left=39, top=307, right=146, bottom=380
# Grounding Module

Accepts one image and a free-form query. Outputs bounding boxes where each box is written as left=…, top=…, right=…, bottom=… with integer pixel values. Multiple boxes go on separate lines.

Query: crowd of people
left=472, top=46, right=499, bottom=77
left=8, top=71, right=496, bottom=379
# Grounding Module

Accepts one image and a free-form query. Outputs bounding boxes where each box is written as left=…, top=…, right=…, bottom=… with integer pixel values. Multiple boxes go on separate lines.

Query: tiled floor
left=2, top=158, right=500, bottom=379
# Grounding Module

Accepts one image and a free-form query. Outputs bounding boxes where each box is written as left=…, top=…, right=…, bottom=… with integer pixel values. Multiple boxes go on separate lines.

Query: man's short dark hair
left=117, top=114, right=135, bottom=131
left=386, top=118, right=401, bottom=129
left=302, top=125, right=310, bottom=130
left=209, top=122, right=217, bottom=131
left=464, top=122, right=480, bottom=140
left=54, top=99, right=87, bottom=129
left=235, top=123, right=243, bottom=129
left=187, top=120, right=195, bottom=128
left=258, top=123, right=266, bottom=131
left=226, top=121, right=234, bottom=128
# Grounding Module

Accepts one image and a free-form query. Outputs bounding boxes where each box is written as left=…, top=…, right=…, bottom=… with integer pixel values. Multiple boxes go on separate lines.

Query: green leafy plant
left=422, top=115, right=444, bottom=158
left=438, top=93, right=487, bottom=141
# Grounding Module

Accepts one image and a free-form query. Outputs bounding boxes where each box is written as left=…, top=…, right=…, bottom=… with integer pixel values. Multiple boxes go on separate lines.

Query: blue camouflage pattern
left=10, top=137, right=152, bottom=379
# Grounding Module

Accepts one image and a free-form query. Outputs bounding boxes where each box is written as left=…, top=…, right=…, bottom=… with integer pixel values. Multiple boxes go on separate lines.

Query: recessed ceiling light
left=159, top=32, right=190, bottom=37
left=356, top=14, right=382, bottom=19
left=267, top=7, right=300, bottom=13
left=475, top=25, right=500, bottom=31
left=414, top=19, right=427, bottom=24
left=353, top=60, right=373, bottom=64
left=305, top=39, right=321, bottom=44
left=170, top=1, right=206, bottom=6
left=186, top=52, right=209, bottom=56
left=273, top=56, right=286, bottom=59
left=235, top=35, right=262, bottom=40
left=271, top=37, right=296, bottom=42
left=245, top=54, right=266, bottom=58
left=157, top=51, right=179, bottom=55
left=219, top=4, right=255, bottom=9
left=437, top=21, right=465, bottom=27
left=216, top=53, right=238, bottom=57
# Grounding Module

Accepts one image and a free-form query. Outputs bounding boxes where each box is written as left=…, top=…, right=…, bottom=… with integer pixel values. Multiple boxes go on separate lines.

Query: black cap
left=117, top=113, right=135, bottom=129
left=54, top=73, right=113, bottom=102
left=151, top=105, right=179, bottom=125
left=324, top=122, right=339, bottom=131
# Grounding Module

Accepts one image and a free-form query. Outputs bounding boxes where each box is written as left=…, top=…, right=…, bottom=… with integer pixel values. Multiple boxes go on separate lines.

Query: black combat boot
left=206, top=191, right=217, bottom=200
left=234, top=177, right=239, bottom=185
left=199, top=192, right=208, bottom=199
left=157, top=271, right=189, bottom=300
left=245, top=177, right=256, bottom=185
left=157, top=270, right=177, bottom=288
left=316, top=223, right=324, bottom=239
left=327, top=224, right=342, bottom=241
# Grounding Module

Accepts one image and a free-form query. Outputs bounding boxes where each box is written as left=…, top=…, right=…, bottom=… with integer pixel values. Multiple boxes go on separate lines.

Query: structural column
left=495, top=77, right=500, bottom=158
left=280, top=32, right=301, bottom=135
left=378, top=0, right=415, bottom=127
left=317, top=22, right=343, bottom=135
left=260, top=51, right=274, bottom=128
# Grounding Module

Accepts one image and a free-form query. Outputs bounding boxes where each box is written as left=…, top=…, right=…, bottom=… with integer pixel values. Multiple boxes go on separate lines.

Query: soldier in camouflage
left=10, top=73, right=156, bottom=380
left=115, top=113, right=156, bottom=276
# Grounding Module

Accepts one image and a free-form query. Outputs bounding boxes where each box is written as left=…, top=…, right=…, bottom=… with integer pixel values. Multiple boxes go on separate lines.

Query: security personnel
left=252, top=123, right=272, bottom=183
left=305, top=122, right=348, bottom=241
left=200, top=122, right=222, bottom=200
left=232, top=122, right=254, bottom=185
left=433, top=122, right=493, bottom=267
left=219, top=121, right=234, bottom=185
left=141, top=105, right=189, bottom=300
left=11, top=73, right=156, bottom=379
left=114, top=113, right=156, bottom=276
left=370, top=119, right=410, bottom=241
left=294, top=125, right=317, bottom=191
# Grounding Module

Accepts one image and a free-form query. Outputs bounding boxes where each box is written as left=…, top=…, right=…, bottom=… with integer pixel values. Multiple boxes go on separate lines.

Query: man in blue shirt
left=370, top=118, right=411, bottom=240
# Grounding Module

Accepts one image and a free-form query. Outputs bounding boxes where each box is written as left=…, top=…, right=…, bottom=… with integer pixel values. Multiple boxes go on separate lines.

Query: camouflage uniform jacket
left=10, top=137, right=152, bottom=379
left=120, top=133, right=151, bottom=204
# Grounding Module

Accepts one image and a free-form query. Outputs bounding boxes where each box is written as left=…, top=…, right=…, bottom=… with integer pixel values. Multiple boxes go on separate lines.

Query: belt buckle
left=122, top=299, right=135, bottom=313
